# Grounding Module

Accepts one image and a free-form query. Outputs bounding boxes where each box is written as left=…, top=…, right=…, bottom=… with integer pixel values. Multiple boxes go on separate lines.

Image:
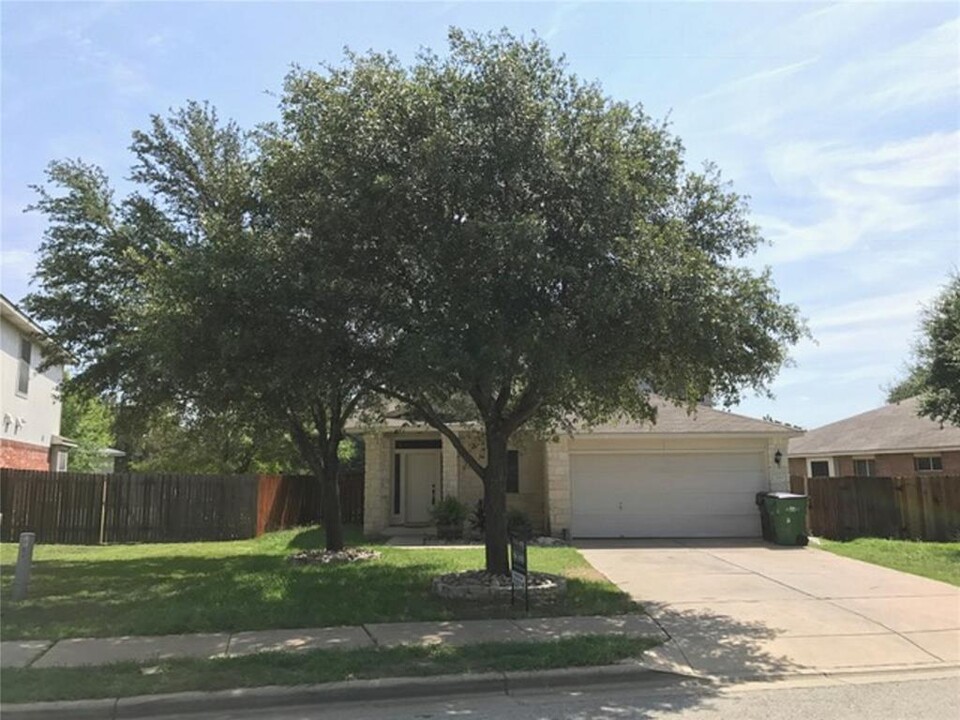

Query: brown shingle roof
left=788, top=397, right=960, bottom=456
left=583, top=399, right=800, bottom=436
left=350, top=398, right=799, bottom=436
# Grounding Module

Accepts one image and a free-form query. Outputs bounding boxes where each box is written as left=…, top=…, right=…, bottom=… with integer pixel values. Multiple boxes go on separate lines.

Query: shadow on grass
left=0, top=528, right=635, bottom=640
left=0, top=555, right=458, bottom=639
left=285, top=526, right=330, bottom=549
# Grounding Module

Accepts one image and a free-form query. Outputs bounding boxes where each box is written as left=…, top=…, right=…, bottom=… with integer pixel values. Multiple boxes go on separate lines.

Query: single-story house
left=788, top=397, right=960, bottom=478
left=356, top=401, right=800, bottom=539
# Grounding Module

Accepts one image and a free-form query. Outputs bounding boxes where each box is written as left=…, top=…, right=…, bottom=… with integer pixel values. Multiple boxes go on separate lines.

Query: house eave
left=793, top=445, right=960, bottom=458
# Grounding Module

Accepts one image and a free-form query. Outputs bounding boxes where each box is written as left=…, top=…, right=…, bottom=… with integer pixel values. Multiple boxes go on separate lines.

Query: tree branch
left=369, top=384, right=487, bottom=478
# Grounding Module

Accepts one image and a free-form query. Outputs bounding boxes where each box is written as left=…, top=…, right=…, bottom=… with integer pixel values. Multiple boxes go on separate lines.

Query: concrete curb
left=1, top=663, right=697, bottom=720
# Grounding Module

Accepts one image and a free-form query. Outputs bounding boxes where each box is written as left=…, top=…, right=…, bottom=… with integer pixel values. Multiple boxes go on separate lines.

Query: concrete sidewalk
left=1, top=614, right=668, bottom=670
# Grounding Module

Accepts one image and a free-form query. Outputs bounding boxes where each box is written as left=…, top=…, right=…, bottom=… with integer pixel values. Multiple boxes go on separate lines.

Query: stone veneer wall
left=767, top=438, right=790, bottom=492
left=441, top=436, right=460, bottom=500
left=363, top=433, right=391, bottom=536
left=544, top=436, right=571, bottom=537
left=449, top=433, right=546, bottom=531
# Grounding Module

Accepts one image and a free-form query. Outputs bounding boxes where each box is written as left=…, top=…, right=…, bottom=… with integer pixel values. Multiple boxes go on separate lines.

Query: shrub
left=469, top=502, right=534, bottom=540
left=507, top=508, right=534, bottom=540
left=431, top=496, right=469, bottom=530
left=469, top=499, right=485, bottom=534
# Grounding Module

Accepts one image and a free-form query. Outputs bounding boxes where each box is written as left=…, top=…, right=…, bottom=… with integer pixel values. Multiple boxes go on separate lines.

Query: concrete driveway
left=578, top=539, right=960, bottom=680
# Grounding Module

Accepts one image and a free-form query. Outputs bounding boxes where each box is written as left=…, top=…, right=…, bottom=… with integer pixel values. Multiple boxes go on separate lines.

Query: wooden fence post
left=12, top=532, right=36, bottom=601
left=98, top=476, right=109, bottom=544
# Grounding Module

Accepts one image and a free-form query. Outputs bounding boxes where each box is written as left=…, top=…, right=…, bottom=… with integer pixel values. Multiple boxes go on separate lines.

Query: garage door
left=570, top=452, right=767, bottom=538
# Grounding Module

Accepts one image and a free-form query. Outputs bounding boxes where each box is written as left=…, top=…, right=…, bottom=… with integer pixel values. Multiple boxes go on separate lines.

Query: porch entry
left=393, top=439, right=442, bottom=526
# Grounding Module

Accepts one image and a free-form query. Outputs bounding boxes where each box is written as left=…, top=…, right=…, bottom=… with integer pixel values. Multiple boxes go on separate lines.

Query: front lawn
left=820, top=538, right=960, bottom=586
left=0, top=526, right=636, bottom=640
left=1, top=635, right=658, bottom=704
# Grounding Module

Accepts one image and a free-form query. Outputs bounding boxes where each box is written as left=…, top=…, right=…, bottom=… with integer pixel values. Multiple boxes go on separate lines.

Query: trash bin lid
left=767, top=492, right=806, bottom=499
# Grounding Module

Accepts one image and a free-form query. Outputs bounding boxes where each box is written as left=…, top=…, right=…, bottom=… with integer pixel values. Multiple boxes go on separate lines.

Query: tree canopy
left=887, top=273, right=960, bottom=425
left=25, top=29, right=804, bottom=570
left=277, top=29, right=805, bottom=571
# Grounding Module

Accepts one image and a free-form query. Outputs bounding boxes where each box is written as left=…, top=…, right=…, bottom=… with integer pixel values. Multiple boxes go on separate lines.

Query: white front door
left=570, top=452, right=768, bottom=538
left=404, top=452, right=440, bottom=524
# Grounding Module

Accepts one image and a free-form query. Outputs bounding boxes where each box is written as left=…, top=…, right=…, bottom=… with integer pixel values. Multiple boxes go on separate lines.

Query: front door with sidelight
left=403, top=452, right=441, bottom=525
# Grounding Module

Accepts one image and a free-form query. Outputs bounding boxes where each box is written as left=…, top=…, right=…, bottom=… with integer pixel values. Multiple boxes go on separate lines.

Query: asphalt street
left=149, top=671, right=959, bottom=720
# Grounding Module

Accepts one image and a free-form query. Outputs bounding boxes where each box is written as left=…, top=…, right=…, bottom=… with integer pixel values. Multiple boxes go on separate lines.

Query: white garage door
left=570, top=452, right=767, bottom=538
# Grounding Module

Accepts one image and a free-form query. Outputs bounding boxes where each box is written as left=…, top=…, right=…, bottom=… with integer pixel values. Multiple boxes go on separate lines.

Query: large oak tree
left=281, top=30, right=805, bottom=573
left=25, top=103, right=375, bottom=551
left=26, top=30, right=804, bottom=569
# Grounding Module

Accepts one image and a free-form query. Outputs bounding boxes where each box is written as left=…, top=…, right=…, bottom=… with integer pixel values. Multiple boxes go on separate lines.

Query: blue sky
left=2, top=2, right=958, bottom=429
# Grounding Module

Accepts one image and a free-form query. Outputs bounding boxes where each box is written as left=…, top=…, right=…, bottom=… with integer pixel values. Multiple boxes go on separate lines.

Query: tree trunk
left=482, top=430, right=510, bottom=575
left=319, top=448, right=344, bottom=552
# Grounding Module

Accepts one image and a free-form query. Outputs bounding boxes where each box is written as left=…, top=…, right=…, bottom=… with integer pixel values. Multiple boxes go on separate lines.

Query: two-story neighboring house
left=1, top=294, right=69, bottom=471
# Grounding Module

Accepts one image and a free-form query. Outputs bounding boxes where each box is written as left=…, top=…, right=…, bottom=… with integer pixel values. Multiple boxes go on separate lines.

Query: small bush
left=469, top=502, right=534, bottom=540
left=431, top=496, right=469, bottom=528
left=507, top=509, right=534, bottom=540
left=469, top=499, right=485, bottom=534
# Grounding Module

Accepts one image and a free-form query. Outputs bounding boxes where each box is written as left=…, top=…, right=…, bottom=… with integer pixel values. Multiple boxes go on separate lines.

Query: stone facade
left=362, top=427, right=796, bottom=539
left=0, top=438, right=50, bottom=470
left=441, top=436, right=459, bottom=500
left=544, top=436, right=571, bottom=537
left=767, top=438, right=790, bottom=492
left=362, top=433, right=391, bottom=536
left=362, top=430, right=549, bottom=536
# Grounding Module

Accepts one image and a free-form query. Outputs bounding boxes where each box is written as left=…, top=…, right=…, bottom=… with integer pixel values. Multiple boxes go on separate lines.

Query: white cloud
left=755, top=131, right=959, bottom=265
left=811, top=288, right=935, bottom=331
left=692, top=58, right=818, bottom=104
left=856, top=17, right=960, bottom=112
left=0, top=249, right=35, bottom=269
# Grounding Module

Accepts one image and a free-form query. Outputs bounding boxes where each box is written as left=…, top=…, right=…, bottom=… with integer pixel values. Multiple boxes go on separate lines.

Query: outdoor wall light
left=774, top=450, right=783, bottom=466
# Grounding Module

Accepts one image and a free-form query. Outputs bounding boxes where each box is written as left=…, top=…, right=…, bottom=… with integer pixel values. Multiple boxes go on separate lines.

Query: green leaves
left=892, top=273, right=960, bottom=426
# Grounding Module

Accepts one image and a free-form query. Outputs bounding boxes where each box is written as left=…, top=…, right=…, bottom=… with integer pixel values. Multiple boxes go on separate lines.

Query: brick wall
left=792, top=450, right=960, bottom=477
left=0, top=438, right=50, bottom=471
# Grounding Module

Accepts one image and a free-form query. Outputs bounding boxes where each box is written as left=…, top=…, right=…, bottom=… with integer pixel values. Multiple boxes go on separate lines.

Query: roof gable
left=788, top=398, right=960, bottom=455
left=579, top=399, right=801, bottom=436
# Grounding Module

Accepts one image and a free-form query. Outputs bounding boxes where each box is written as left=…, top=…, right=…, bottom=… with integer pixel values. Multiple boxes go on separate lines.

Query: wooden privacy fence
left=0, top=469, right=364, bottom=544
left=789, top=475, right=960, bottom=541
left=256, top=472, right=364, bottom=535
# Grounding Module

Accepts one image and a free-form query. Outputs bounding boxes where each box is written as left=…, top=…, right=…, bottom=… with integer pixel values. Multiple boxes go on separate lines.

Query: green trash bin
left=761, top=492, right=809, bottom=546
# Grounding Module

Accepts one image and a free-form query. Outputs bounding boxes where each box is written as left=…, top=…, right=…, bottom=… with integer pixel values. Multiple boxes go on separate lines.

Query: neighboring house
left=356, top=400, right=800, bottom=539
left=0, top=294, right=69, bottom=471
left=788, top=397, right=960, bottom=479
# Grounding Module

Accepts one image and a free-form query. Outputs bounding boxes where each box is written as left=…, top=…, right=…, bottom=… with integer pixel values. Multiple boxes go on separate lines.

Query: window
left=853, top=459, right=876, bottom=477
left=55, top=450, right=68, bottom=472
left=506, top=450, right=520, bottom=493
left=809, top=460, right=831, bottom=478
left=16, top=337, right=31, bottom=396
left=395, top=439, right=442, bottom=450
left=914, top=456, right=943, bottom=472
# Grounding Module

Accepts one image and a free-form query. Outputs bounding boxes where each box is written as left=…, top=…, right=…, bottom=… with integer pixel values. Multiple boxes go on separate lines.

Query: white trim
left=852, top=457, right=877, bottom=477
left=795, top=446, right=960, bottom=457
left=391, top=447, right=442, bottom=525
left=569, top=447, right=767, bottom=456
left=806, top=457, right=835, bottom=477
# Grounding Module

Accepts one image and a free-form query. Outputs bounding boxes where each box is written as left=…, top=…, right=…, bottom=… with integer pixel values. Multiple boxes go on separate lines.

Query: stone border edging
left=1, top=663, right=693, bottom=720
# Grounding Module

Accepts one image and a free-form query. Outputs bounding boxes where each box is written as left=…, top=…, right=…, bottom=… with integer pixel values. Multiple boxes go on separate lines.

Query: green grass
left=820, top=538, right=960, bottom=586
left=1, top=635, right=658, bottom=704
left=0, top=526, right=636, bottom=640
